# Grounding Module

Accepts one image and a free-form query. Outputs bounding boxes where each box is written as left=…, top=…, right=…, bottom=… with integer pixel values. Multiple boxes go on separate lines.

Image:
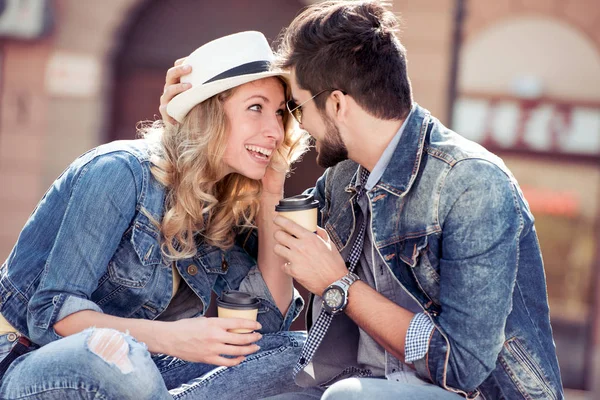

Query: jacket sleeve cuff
left=404, top=312, right=435, bottom=364
left=28, top=294, right=104, bottom=345
left=239, top=266, right=304, bottom=332
left=282, top=288, right=304, bottom=330
left=56, top=295, right=104, bottom=323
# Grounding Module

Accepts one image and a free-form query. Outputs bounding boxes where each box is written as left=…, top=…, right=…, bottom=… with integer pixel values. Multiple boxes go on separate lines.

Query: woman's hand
left=54, top=311, right=262, bottom=367
left=159, top=58, right=192, bottom=125
left=261, top=164, right=286, bottom=198
left=163, top=317, right=263, bottom=367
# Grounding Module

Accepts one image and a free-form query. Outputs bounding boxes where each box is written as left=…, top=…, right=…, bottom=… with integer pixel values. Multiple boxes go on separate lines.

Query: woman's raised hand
left=159, top=58, right=192, bottom=125
left=261, top=163, right=287, bottom=198
left=165, top=317, right=263, bottom=366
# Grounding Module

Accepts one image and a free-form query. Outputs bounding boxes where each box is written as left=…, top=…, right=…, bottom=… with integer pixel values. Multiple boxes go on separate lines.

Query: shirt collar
left=354, top=105, right=415, bottom=192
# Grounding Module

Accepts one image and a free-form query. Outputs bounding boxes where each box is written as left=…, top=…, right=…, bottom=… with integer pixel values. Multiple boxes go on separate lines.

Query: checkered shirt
left=404, top=312, right=435, bottom=363
left=293, top=167, right=370, bottom=377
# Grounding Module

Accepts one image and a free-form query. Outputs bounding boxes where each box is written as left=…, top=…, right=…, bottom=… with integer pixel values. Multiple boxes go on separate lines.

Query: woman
left=0, top=31, right=308, bottom=399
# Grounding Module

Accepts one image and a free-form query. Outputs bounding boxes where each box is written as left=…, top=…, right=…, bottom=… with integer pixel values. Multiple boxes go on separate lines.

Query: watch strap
left=337, top=271, right=360, bottom=290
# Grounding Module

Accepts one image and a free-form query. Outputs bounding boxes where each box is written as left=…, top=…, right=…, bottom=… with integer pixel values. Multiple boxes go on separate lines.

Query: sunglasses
left=286, top=89, right=346, bottom=125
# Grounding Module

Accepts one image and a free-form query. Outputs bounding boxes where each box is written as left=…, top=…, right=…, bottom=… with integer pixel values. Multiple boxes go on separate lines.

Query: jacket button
left=6, top=333, right=17, bottom=342
left=221, top=260, right=229, bottom=272
left=187, top=265, right=198, bottom=276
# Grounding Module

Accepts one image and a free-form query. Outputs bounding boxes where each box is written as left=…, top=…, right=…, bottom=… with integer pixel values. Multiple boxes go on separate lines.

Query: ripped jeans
left=0, top=328, right=306, bottom=400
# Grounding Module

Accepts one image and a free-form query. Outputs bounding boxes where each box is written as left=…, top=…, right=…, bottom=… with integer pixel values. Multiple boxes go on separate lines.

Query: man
left=266, top=1, right=564, bottom=399
left=160, top=2, right=564, bottom=398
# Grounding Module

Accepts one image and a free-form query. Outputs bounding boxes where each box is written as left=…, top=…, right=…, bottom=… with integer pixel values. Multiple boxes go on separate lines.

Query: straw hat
left=167, top=31, right=287, bottom=123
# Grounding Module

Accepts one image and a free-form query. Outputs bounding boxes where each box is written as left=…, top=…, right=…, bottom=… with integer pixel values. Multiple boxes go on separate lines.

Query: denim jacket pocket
left=107, top=223, right=162, bottom=288
left=398, top=235, right=441, bottom=307
left=499, top=337, right=559, bottom=400
left=131, top=222, right=163, bottom=266
left=196, top=248, right=227, bottom=275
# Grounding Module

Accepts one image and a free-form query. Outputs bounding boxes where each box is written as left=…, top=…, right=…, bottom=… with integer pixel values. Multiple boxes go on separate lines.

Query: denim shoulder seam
left=72, top=149, right=145, bottom=198
left=425, top=146, right=457, bottom=167
left=434, top=161, right=452, bottom=229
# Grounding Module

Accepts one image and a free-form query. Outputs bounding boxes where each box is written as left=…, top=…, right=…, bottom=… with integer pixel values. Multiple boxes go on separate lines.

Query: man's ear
left=328, top=90, right=348, bottom=122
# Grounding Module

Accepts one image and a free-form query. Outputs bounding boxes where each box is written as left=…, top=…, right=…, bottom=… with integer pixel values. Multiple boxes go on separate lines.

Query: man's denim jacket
left=298, top=105, right=563, bottom=399
left=0, top=140, right=302, bottom=346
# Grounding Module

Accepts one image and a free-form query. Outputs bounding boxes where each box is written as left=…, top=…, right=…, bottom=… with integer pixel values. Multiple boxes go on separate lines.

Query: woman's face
left=222, top=77, right=286, bottom=180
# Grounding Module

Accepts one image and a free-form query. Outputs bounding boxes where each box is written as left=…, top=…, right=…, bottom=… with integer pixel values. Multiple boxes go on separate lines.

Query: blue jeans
left=264, top=377, right=464, bottom=400
left=0, top=328, right=306, bottom=399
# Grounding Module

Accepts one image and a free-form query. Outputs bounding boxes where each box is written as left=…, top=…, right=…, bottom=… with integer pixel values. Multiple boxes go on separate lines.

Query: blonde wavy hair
left=140, top=77, right=309, bottom=260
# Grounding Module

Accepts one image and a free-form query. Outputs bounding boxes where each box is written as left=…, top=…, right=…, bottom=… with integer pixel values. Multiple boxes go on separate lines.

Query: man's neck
left=347, top=115, right=404, bottom=172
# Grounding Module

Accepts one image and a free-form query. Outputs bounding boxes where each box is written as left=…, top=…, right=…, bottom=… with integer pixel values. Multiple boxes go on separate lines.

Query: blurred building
left=0, top=0, right=598, bottom=395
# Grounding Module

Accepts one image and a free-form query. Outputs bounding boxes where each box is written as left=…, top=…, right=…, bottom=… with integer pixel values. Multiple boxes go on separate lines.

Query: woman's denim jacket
left=304, top=105, right=563, bottom=399
left=0, top=140, right=302, bottom=346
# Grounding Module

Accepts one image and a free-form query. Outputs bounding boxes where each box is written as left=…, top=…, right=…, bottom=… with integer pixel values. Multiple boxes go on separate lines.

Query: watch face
left=324, top=287, right=343, bottom=308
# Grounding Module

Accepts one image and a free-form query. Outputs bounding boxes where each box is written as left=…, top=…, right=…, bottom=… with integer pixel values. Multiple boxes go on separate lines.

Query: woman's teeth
left=245, top=145, right=272, bottom=160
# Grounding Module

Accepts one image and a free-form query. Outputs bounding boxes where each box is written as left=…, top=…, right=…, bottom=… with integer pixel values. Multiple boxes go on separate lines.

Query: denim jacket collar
left=346, top=104, right=431, bottom=198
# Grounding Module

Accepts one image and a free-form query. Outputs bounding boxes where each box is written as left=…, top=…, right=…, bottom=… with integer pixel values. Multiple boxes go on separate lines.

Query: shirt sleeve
left=404, top=312, right=435, bottom=363
left=239, top=266, right=304, bottom=332
left=234, top=233, right=305, bottom=332
left=27, top=152, right=141, bottom=345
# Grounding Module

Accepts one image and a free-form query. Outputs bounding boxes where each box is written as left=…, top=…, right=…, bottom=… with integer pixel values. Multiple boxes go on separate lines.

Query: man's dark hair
left=276, top=0, right=412, bottom=120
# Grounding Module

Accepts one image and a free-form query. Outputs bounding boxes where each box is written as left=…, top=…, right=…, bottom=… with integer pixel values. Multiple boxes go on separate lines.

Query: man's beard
left=316, top=116, right=348, bottom=168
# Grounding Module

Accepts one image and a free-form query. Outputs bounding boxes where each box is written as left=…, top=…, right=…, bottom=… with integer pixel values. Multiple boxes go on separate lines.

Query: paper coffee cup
left=275, top=194, right=319, bottom=232
left=216, top=290, right=261, bottom=333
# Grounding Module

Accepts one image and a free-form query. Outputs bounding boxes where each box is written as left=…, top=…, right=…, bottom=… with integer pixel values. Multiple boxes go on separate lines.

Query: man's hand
left=273, top=216, right=348, bottom=295
left=159, top=58, right=192, bottom=125
left=273, top=217, right=415, bottom=364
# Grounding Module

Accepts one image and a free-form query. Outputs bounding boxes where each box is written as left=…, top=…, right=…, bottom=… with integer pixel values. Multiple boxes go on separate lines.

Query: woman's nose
left=264, top=116, right=285, bottom=142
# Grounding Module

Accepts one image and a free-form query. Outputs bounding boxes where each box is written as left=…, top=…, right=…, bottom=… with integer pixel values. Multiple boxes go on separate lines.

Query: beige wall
left=392, top=0, right=454, bottom=124
left=0, top=40, right=52, bottom=257
left=0, top=0, right=141, bottom=258
left=460, top=16, right=600, bottom=101
left=461, top=0, right=600, bottom=97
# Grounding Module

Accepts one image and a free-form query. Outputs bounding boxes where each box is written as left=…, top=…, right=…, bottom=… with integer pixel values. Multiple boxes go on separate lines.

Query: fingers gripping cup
left=275, top=194, right=319, bottom=232
left=216, top=291, right=261, bottom=333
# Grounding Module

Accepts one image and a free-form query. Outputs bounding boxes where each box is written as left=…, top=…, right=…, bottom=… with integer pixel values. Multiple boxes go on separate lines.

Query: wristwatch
left=322, top=272, right=360, bottom=315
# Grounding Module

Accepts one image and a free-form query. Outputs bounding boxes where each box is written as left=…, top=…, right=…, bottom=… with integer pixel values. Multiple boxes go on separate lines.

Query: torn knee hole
left=87, top=329, right=134, bottom=374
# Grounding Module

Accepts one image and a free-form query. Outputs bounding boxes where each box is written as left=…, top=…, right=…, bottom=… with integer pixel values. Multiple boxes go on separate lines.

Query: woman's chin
left=238, top=167, right=266, bottom=181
